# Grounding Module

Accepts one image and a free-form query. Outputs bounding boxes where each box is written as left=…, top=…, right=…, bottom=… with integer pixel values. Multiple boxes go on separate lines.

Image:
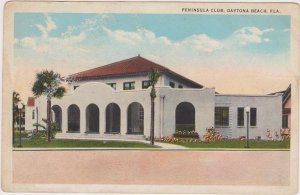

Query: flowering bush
left=203, top=127, right=222, bottom=143
left=280, top=128, right=290, bottom=141
left=173, top=130, right=199, bottom=138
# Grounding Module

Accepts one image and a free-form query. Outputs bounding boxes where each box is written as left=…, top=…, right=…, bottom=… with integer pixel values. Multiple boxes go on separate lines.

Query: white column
left=62, top=107, right=68, bottom=133
left=99, top=109, right=105, bottom=135
left=120, top=107, right=127, bottom=135
left=80, top=106, right=86, bottom=134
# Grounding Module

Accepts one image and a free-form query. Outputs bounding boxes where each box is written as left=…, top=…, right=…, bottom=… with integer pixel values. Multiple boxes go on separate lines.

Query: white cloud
left=182, top=34, right=223, bottom=52
left=102, top=27, right=222, bottom=53
left=36, top=15, right=57, bottom=38
left=45, top=15, right=56, bottom=31
left=232, top=27, right=274, bottom=46
left=20, top=37, right=36, bottom=48
left=262, top=28, right=274, bottom=33
left=103, top=27, right=144, bottom=45
left=263, top=38, right=270, bottom=42
left=14, top=38, right=19, bottom=44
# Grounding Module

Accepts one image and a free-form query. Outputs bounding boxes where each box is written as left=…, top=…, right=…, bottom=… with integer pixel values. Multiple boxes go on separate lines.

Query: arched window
left=127, top=102, right=144, bottom=134
left=175, top=102, right=195, bottom=131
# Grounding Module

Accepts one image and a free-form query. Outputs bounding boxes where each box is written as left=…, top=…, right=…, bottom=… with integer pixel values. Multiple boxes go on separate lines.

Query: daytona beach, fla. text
left=182, top=8, right=279, bottom=13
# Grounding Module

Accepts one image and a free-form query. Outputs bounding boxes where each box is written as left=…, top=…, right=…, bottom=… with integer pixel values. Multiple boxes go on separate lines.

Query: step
left=56, top=133, right=146, bottom=140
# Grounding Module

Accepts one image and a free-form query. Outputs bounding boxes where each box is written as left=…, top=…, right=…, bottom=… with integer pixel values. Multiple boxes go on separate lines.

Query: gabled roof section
left=282, top=84, right=291, bottom=106
left=27, top=97, right=35, bottom=107
left=70, top=55, right=168, bottom=79
left=69, top=55, right=203, bottom=88
left=268, top=84, right=291, bottom=106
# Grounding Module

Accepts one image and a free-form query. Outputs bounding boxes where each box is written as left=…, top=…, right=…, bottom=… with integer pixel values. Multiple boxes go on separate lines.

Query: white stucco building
left=25, top=56, right=283, bottom=140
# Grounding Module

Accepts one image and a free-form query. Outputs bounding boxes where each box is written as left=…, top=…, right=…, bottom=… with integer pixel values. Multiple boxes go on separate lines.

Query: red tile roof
left=70, top=55, right=168, bottom=79
left=27, top=97, right=35, bottom=107
left=70, top=55, right=203, bottom=88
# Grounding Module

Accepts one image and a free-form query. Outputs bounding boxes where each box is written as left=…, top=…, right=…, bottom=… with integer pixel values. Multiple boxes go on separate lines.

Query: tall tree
left=148, top=68, right=160, bottom=145
left=12, top=91, right=22, bottom=144
left=13, top=91, right=21, bottom=129
left=32, top=70, right=66, bottom=142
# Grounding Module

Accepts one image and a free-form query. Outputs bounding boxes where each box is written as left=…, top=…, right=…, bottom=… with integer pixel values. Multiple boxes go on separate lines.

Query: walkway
left=152, top=142, right=188, bottom=149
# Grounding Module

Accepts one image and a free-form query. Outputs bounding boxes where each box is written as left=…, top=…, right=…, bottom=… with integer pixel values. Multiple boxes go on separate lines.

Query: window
left=123, top=82, right=135, bottom=90
left=282, top=114, right=288, bottom=128
left=32, top=110, right=35, bottom=119
left=215, top=107, right=229, bottom=127
left=142, top=80, right=151, bottom=89
left=178, top=84, right=183, bottom=88
left=250, top=108, right=257, bottom=126
left=73, top=85, right=79, bottom=90
left=138, top=104, right=144, bottom=121
left=107, top=83, right=116, bottom=90
left=237, top=107, right=244, bottom=126
left=169, top=81, right=175, bottom=88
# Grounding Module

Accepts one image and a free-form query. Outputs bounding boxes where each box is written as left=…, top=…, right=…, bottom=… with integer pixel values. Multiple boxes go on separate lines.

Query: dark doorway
left=86, top=104, right=100, bottom=133
left=68, top=104, right=80, bottom=132
left=52, top=105, right=62, bottom=131
left=106, top=103, right=121, bottom=133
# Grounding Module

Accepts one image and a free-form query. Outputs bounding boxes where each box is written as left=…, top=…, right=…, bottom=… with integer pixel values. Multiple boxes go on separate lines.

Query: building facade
left=282, top=85, right=291, bottom=129
left=25, top=56, right=283, bottom=140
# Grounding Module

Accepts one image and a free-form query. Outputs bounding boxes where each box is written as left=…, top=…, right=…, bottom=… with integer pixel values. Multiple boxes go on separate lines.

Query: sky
left=14, top=13, right=292, bottom=102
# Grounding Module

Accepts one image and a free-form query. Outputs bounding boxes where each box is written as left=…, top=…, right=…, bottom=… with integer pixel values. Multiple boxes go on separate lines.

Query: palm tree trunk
left=150, top=97, right=155, bottom=145
left=47, top=98, right=51, bottom=142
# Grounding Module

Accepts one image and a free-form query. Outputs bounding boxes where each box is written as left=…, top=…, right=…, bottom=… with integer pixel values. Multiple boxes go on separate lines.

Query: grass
left=13, top=130, right=290, bottom=150
left=13, top=129, right=31, bottom=138
left=173, top=139, right=290, bottom=149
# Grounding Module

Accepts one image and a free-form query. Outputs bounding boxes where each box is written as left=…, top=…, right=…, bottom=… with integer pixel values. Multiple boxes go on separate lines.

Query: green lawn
left=173, top=139, right=290, bottom=149
left=13, top=137, right=159, bottom=149
left=13, top=130, right=30, bottom=138
left=13, top=130, right=158, bottom=149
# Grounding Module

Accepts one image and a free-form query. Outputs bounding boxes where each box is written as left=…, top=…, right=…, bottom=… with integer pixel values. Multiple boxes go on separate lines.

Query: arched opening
left=86, top=104, right=99, bottom=133
left=68, top=104, right=80, bottom=132
left=52, top=105, right=62, bottom=131
left=175, top=102, right=195, bottom=131
left=127, top=102, right=144, bottom=135
left=105, top=103, right=120, bottom=133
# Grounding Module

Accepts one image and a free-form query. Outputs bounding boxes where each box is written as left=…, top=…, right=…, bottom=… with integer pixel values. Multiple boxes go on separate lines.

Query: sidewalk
left=153, top=142, right=188, bottom=149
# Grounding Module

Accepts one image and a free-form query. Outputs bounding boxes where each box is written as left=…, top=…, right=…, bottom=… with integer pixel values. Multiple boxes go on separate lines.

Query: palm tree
left=148, top=68, right=160, bottom=145
left=32, top=70, right=66, bottom=142
left=12, top=91, right=22, bottom=144
left=13, top=91, right=21, bottom=129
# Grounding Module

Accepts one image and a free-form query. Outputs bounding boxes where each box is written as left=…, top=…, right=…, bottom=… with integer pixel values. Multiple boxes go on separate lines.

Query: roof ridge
left=70, top=55, right=142, bottom=77
left=137, top=56, right=169, bottom=71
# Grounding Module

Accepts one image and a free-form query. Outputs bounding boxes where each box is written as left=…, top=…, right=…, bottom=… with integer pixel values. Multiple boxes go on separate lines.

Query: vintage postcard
left=2, top=1, right=300, bottom=194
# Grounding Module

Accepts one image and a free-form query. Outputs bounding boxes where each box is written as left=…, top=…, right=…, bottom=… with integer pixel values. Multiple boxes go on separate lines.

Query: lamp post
left=245, top=106, right=250, bottom=148
left=36, top=106, right=39, bottom=133
left=17, top=102, right=23, bottom=147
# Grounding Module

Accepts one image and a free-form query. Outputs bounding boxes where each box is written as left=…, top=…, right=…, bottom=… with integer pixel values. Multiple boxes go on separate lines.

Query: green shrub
left=33, top=118, right=59, bottom=139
